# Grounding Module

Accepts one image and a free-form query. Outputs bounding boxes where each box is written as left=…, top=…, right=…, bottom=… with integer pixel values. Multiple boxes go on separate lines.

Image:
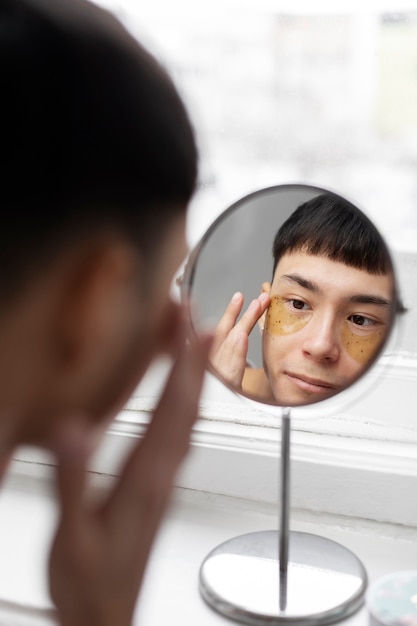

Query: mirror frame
left=181, top=183, right=402, bottom=419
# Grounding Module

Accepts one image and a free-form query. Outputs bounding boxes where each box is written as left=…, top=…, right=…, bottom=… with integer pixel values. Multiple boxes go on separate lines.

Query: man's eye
left=349, top=314, right=375, bottom=327
left=290, top=299, right=308, bottom=310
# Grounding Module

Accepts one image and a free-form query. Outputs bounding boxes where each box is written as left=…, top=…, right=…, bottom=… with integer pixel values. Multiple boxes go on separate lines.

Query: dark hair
left=272, top=193, right=392, bottom=276
left=0, top=0, right=197, bottom=296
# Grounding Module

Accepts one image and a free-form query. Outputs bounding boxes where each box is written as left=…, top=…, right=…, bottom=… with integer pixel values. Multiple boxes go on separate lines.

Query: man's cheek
left=154, top=302, right=182, bottom=356
left=262, top=335, right=285, bottom=375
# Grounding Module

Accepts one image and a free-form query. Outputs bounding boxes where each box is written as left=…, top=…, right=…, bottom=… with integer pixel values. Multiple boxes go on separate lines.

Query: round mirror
left=183, top=183, right=401, bottom=626
left=182, top=183, right=399, bottom=410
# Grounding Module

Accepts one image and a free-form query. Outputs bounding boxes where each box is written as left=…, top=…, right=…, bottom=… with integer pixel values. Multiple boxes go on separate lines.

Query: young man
left=2, top=0, right=212, bottom=624
left=211, top=194, right=396, bottom=406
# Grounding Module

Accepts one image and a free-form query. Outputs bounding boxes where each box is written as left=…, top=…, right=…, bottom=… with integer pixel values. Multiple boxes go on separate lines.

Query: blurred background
left=93, top=0, right=417, bottom=356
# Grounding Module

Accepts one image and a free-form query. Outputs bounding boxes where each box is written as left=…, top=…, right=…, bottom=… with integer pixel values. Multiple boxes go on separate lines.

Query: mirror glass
left=183, top=184, right=399, bottom=408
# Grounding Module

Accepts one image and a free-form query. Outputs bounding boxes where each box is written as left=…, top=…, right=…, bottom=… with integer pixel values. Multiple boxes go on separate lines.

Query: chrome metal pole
left=279, top=407, right=291, bottom=611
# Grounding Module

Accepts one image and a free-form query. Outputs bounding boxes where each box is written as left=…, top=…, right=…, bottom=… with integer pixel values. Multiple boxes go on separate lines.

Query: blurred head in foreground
left=0, top=0, right=198, bottom=445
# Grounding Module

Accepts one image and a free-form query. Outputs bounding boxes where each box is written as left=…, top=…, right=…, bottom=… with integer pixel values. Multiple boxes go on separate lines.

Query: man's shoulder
left=242, top=367, right=273, bottom=402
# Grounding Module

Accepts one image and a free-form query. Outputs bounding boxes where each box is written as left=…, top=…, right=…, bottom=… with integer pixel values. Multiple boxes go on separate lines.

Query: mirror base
left=199, top=530, right=367, bottom=626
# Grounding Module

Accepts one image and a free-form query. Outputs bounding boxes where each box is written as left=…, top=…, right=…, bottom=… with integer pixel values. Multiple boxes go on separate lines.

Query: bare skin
left=48, top=325, right=212, bottom=626
left=0, top=218, right=213, bottom=626
left=210, top=290, right=270, bottom=391
left=211, top=252, right=393, bottom=406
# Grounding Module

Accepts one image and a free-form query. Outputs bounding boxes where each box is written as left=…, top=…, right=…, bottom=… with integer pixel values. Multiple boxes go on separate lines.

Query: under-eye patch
left=265, top=296, right=384, bottom=364
left=265, top=296, right=311, bottom=335
left=341, top=324, right=384, bottom=364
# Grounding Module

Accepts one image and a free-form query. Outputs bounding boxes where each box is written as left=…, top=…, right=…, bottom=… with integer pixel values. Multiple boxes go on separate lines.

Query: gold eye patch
left=341, top=324, right=384, bottom=364
left=265, top=296, right=384, bottom=364
left=265, top=296, right=311, bottom=335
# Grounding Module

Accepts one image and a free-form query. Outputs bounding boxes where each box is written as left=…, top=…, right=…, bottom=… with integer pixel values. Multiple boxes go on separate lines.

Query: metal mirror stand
left=199, top=408, right=367, bottom=626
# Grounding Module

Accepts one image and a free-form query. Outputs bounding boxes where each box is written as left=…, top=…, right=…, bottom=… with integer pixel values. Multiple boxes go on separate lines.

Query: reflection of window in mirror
left=97, top=1, right=416, bottom=439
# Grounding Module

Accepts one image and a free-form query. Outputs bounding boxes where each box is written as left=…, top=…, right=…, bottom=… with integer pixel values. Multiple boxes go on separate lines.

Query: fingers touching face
left=209, top=290, right=270, bottom=389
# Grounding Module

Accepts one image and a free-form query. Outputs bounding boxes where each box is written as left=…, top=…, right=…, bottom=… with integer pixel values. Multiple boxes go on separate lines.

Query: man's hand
left=48, top=325, right=212, bottom=626
left=210, top=291, right=270, bottom=391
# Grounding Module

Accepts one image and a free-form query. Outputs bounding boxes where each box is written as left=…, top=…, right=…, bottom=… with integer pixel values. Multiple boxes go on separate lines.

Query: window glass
left=95, top=0, right=417, bottom=361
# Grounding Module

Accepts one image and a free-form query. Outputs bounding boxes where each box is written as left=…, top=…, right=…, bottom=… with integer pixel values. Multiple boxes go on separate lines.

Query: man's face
left=262, top=251, right=394, bottom=406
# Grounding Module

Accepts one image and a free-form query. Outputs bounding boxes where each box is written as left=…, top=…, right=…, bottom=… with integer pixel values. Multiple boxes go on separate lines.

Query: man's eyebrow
left=282, top=273, right=392, bottom=307
left=282, top=273, right=322, bottom=293
left=349, top=294, right=391, bottom=307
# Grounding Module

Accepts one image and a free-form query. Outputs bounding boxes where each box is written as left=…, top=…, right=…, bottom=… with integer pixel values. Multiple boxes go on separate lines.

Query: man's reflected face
left=262, top=251, right=394, bottom=406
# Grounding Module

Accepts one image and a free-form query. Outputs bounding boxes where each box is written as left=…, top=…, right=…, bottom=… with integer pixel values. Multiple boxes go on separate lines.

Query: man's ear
left=258, top=281, right=271, bottom=333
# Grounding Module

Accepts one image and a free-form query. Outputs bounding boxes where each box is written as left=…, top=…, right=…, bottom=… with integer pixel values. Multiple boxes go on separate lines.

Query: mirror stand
left=199, top=409, right=368, bottom=626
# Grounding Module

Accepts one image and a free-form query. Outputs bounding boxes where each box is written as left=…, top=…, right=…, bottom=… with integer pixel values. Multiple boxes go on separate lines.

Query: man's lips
left=285, top=372, right=338, bottom=394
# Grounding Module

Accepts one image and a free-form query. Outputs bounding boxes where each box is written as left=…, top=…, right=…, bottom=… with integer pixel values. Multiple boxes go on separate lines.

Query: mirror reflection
left=184, top=185, right=397, bottom=407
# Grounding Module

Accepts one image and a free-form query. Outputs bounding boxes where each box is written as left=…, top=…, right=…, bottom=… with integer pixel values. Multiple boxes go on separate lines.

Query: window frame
left=12, top=354, right=417, bottom=528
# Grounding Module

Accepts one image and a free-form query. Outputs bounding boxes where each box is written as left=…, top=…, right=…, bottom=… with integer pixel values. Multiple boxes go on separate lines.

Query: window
left=89, top=0, right=417, bottom=486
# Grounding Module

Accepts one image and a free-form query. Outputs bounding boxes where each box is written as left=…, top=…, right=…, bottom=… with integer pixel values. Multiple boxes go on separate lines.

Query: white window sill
left=11, top=352, right=417, bottom=529
left=0, top=472, right=416, bottom=626
left=12, top=411, right=417, bottom=530
left=4, top=350, right=417, bottom=623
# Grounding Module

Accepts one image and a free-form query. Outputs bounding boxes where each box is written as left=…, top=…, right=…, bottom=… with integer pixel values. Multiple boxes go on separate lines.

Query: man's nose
left=301, top=313, right=340, bottom=362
